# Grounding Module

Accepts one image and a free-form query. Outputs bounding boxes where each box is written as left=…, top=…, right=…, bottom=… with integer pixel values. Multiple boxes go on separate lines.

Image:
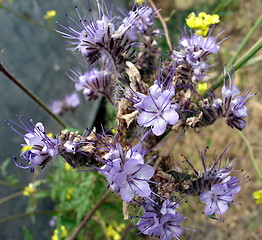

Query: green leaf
left=23, top=227, right=34, bottom=240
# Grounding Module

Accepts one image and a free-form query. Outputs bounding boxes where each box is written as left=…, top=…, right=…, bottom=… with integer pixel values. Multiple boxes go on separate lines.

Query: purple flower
left=69, top=66, right=112, bottom=101
left=49, top=100, right=64, bottom=115
left=173, top=29, right=226, bottom=82
left=57, top=3, right=148, bottom=65
left=213, top=71, right=255, bottom=130
left=100, top=134, right=155, bottom=201
left=64, top=92, right=80, bottom=109
left=6, top=116, right=60, bottom=172
left=123, top=6, right=155, bottom=40
left=200, top=180, right=239, bottom=215
left=134, top=82, right=179, bottom=136
left=137, top=212, right=161, bottom=236
left=136, top=198, right=191, bottom=239
left=159, top=213, right=186, bottom=240
left=114, top=158, right=155, bottom=202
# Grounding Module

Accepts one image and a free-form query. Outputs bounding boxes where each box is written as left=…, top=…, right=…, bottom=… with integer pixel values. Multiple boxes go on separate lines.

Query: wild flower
left=200, top=178, right=241, bottom=215
left=136, top=198, right=191, bottom=240
left=43, top=10, right=56, bottom=20
left=186, top=12, right=220, bottom=36
left=6, top=116, right=60, bottom=172
left=252, top=189, right=262, bottom=204
left=213, top=71, right=255, bottom=130
left=133, top=80, right=179, bottom=136
left=23, top=183, right=36, bottom=197
left=123, top=6, right=155, bottom=41
left=56, top=2, right=148, bottom=66
left=100, top=134, right=155, bottom=202
left=173, top=29, right=225, bottom=83
left=69, top=66, right=113, bottom=101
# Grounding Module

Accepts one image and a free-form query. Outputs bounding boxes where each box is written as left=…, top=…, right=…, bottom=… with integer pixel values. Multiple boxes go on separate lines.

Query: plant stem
left=0, top=210, right=57, bottom=223
left=0, top=63, right=68, bottom=128
left=204, top=36, right=262, bottom=97
left=148, top=0, right=172, bottom=51
left=238, top=130, right=262, bottom=181
left=67, top=190, right=110, bottom=240
left=228, top=13, right=262, bottom=66
left=0, top=191, right=23, bottom=205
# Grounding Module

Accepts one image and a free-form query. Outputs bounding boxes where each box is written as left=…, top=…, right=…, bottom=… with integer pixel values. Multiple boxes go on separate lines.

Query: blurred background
left=0, top=0, right=261, bottom=239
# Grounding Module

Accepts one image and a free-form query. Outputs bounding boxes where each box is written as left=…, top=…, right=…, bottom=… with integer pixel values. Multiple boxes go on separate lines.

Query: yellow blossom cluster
left=66, top=187, right=75, bottom=200
left=197, top=82, right=208, bottom=95
left=186, top=12, right=220, bottom=36
left=106, top=222, right=126, bottom=240
left=253, top=189, right=262, bottom=204
left=135, top=0, right=145, bottom=5
left=44, top=10, right=56, bottom=20
left=51, top=225, right=68, bottom=240
left=23, top=183, right=36, bottom=197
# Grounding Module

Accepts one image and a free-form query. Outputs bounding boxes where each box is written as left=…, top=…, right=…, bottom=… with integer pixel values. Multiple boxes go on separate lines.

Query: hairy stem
left=0, top=63, right=68, bottom=128
left=204, top=36, right=262, bottom=97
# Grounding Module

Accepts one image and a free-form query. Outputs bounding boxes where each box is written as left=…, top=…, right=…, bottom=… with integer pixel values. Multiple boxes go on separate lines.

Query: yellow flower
left=23, top=183, right=36, bottom=196
left=253, top=189, right=262, bottom=204
left=186, top=12, right=220, bottom=36
left=51, top=225, right=68, bottom=240
left=106, top=222, right=126, bottom=240
left=135, top=0, right=145, bottom=5
left=197, top=82, right=208, bottom=95
left=64, top=162, right=72, bottom=171
left=44, top=10, right=56, bottom=20
left=66, top=188, right=75, bottom=200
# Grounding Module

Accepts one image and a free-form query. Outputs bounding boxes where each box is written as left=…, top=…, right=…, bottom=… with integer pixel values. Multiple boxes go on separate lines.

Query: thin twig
left=0, top=210, right=57, bottom=223
left=148, top=0, right=172, bottom=51
left=0, top=63, right=67, bottom=128
left=0, top=191, right=23, bottom=205
left=67, top=190, right=110, bottom=240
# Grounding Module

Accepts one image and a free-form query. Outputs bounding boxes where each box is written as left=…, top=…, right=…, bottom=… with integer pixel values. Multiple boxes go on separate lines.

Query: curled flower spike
left=213, top=70, right=255, bottom=130
left=6, top=116, right=60, bottom=172
left=123, top=6, right=155, bottom=41
left=68, top=64, right=113, bottom=101
left=56, top=2, right=148, bottom=66
left=173, top=28, right=227, bottom=83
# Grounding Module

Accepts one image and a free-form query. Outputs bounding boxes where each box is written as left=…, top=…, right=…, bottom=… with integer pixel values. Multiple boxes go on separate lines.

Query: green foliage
left=23, top=227, right=34, bottom=240
left=0, top=158, right=19, bottom=185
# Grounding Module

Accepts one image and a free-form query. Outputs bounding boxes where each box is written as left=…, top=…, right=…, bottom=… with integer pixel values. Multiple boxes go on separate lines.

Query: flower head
left=213, top=71, right=255, bottom=130
left=136, top=198, right=191, bottom=240
left=69, top=66, right=112, bottom=101
left=253, top=189, right=262, bottom=204
left=173, top=29, right=226, bottom=83
left=6, top=116, right=60, bottom=172
left=100, top=133, right=155, bottom=201
left=186, top=12, right=220, bottom=36
left=56, top=3, right=148, bottom=65
left=134, top=77, right=179, bottom=136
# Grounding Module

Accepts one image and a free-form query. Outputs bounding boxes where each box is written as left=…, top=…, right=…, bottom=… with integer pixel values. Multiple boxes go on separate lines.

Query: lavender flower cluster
left=6, top=1, right=254, bottom=239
